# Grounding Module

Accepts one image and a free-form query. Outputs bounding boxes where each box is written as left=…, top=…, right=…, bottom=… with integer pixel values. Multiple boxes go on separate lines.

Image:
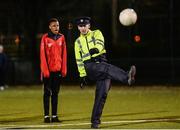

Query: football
left=119, top=8, right=137, bottom=26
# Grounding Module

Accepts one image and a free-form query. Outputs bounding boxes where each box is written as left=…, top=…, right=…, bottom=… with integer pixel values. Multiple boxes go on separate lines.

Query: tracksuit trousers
left=43, top=72, right=61, bottom=116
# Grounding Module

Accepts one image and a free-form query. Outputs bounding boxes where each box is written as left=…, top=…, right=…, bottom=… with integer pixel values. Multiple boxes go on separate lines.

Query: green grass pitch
left=0, top=85, right=180, bottom=129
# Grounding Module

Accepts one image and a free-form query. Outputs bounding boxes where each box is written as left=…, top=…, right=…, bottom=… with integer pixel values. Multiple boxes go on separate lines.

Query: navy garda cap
left=75, top=17, right=91, bottom=25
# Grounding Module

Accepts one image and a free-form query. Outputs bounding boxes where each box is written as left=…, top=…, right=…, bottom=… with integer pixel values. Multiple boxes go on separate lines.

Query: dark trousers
left=0, top=69, right=5, bottom=86
left=85, top=61, right=128, bottom=124
left=91, top=79, right=111, bottom=124
left=43, top=72, right=61, bottom=116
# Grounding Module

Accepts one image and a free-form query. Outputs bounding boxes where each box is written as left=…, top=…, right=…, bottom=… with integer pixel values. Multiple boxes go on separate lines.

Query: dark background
left=0, top=0, right=180, bottom=85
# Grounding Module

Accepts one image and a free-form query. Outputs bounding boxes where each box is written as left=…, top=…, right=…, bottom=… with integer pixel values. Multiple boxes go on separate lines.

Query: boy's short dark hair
left=48, top=18, right=59, bottom=25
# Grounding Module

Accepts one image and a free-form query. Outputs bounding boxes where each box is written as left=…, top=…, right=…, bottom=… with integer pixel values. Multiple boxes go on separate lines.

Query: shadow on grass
left=0, top=112, right=26, bottom=117
left=0, top=115, right=42, bottom=124
left=60, top=112, right=90, bottom=122
left=0, top=114, right=90, bottom=124
left=62, top=116, right=90, bottom=122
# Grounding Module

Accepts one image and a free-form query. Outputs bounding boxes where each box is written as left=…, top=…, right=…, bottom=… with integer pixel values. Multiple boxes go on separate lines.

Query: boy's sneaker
left=128, top=65, right=136, bottom=85
left=0, top=86, right=5, bottom=91
left=51, top=116, right=61, bottom=123
left=44, top=116, right=51, bottom=123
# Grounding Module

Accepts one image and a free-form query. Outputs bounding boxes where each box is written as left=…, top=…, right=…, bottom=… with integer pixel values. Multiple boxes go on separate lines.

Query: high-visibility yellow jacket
left=74, top=29, right=106, bottom=77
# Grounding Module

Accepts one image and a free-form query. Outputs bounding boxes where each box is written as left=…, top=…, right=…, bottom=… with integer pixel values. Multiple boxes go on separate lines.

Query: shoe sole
left=128, top=65, right=136, bottom=85
left=130, top=65, right=136, bottom=80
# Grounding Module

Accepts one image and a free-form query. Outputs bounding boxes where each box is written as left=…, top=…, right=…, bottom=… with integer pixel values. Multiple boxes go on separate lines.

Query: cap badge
left=80, top=19, right=83, bottom=22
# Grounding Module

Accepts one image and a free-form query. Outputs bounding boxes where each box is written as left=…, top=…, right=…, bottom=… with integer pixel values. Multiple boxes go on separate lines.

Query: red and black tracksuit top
left=40, top=32, right=67, bottom=78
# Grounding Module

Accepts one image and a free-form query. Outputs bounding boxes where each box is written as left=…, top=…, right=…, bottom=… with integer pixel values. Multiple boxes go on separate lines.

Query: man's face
left=78, top=24, right=90, bottom=35
left=0, top=46, right=3, bottom=53
left=49, top=21, right=59, bottom=34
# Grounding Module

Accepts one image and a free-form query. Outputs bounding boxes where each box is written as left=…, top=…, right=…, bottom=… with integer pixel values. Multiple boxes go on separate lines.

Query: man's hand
left=80, top=76, right=87, bottom=89
left=89, top=48, right=99, bottom=55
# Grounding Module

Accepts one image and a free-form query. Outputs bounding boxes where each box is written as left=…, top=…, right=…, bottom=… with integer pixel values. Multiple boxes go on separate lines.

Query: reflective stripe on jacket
left=74, top=29, right=106, bottom=77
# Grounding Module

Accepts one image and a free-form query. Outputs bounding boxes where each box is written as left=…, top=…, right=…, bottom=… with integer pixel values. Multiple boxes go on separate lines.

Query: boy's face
left=49, top=21, right=59, bottom=34
left=78, top=24, right=90, bottom=35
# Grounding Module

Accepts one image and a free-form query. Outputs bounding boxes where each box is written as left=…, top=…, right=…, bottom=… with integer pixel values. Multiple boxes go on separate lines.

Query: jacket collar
left=80, top=30, right=92, bottom=37
left=48, top=31, right=61, bottom=40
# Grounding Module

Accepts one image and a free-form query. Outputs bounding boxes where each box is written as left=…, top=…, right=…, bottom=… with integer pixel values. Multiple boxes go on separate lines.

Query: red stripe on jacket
left=40, top=33, right=67, bottom=78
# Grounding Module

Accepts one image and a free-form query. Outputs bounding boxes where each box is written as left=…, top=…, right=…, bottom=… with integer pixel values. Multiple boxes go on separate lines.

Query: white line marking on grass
left=0, top=118, right=180, bottom=129
left=102, top=118, right=180, bottom=124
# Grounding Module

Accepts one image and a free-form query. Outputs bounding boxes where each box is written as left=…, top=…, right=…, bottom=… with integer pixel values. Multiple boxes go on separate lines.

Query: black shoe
left=91, top=123, right=99, bottom=129
left=44, top=116, right=51, bottom=123
left=128, top=65, right=136, bottom=85
left=51, top=116, right=61, bottom=123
